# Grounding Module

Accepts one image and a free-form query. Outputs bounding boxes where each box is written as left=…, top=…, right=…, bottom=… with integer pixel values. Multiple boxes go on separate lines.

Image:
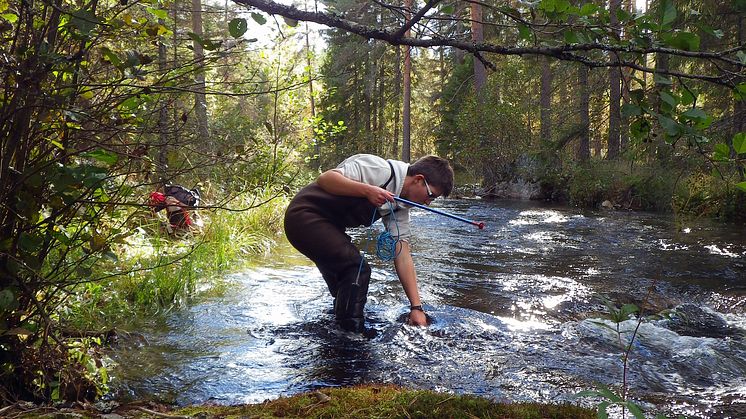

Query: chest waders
left=283, top=161, right=396, bottom=333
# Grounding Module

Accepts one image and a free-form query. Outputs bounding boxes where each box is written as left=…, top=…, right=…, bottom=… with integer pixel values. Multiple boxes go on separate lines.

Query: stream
left=109, top=199, right=746, bottom=418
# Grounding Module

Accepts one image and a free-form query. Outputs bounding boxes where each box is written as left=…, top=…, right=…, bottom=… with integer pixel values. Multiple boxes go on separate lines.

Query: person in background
left=284, top=154, right=454, bottom=335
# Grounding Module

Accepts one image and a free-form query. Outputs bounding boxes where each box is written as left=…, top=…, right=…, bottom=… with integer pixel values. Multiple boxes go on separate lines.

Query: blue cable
left=375, top=200, right=401, bottom=261
left=353, top=201, right=401, bottom=285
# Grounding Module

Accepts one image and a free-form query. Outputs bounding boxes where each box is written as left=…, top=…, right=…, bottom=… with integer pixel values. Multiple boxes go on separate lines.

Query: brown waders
left=284, top=169, right=394, bottom=333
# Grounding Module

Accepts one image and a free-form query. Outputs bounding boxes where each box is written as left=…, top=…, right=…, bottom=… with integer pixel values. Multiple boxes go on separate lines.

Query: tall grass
left=67, top=191, right=289, bottom=329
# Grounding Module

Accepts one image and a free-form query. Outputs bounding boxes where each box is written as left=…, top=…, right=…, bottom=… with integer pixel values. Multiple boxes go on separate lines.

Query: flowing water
left=109, top=199, right=746, bottom=418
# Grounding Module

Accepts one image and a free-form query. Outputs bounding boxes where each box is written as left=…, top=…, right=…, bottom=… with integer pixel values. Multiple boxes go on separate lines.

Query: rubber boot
left=318, top=266, right=339, bottom=315
left=334, top=263, right=370, bottom=333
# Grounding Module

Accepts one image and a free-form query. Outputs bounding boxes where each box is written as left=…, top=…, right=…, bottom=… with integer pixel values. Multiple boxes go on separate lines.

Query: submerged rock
left=665, top=303, right=742, bottom=339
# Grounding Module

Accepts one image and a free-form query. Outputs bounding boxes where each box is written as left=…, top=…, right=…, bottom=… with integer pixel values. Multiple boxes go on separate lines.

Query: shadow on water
left=108, top=199, right=746, bottom=418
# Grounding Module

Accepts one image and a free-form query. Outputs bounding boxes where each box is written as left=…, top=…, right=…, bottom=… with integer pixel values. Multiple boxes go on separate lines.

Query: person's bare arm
left=394, top=240, right=427, bottom=326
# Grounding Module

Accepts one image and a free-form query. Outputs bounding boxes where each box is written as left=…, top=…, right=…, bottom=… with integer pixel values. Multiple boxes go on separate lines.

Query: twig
left=0, top=404, right=16, bottom=415
left=136, top=406, right=190, bottom=418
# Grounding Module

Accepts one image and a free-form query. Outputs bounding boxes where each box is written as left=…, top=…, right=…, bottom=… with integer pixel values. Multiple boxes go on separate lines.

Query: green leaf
left=660, top=0, right=676, bottom=26
left=251, top=12, right=266, bottom=25
left=735, top=83, right=746, bottom=101
left=630, top=119, right=651, bottom=139
left=229, top=18, right=248, bottom=38
left=564, top=30, right=579, bottom=44
left=539, top=0, right=556, bottom=13
left=18, top=232, right=44, bottom=253
left=595, top=385, right=624, bottom=403
left=579, top=3, right=599, bottom=16
left=100, top=366, right=109, bottom=384
left=1, top=13, right=17, bottom=23
left=188, top=32, right=220, bottom=50
left=0, top=289, right=16, bottom=310
left=624, top=401, right=647, bottom=419
left=654, top=73, right=672, bottom=86
left=597, top=401, right=610, bottom=419
left=621, top=303, right=639, bottom=317
left=663, top=31, right=700, bottom=51
left=555, top=0, right=571, bottom=13
left=682, top=107, right=707, bottom=121
left=659, top=91, right=677, bottom=108
left=621, top=104, right=643, bottom=118
left=659, top=115, right=681, bottom=136
left=697, top=23, right=724, bottom=39
left=69, top=9, right=101, bottom=36
left=283, top=16, right=298, bottom=27
left=680, top=89, right=695, bottom=106
left=735, top=0, right=746, bottom=12
left=713, top=143, right=730, bottom=161
left=439, top=4, right=455, bottom=15
left=733, top=132, right=746, bottom=154
left=146, top=7, right=168, bottom=20
left=101, top=47, right=122, bottom=68
left=736, top=181, right=746, bottom=192
left=518, top=24, right=532, bottom=40
left=616, top=7, right=631, bottom=23
left=82, top=149, right=119, bottom=165
left=737, top=51, right=746, bottom=66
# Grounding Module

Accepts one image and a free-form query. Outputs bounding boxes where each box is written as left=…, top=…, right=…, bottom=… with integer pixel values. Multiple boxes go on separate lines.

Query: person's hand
left=365, top=185, right=395, bottom=207
left=408, top=309, right=428, bottom=326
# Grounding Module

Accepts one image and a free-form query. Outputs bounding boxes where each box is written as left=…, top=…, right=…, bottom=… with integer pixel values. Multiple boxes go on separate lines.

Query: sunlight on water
left=704, top=244, right=742, bottom=258
left=499, top=274, right=592, bottom=309
left=508, top=209, right=572, bottom=226
left=498, top=316, right=553, bottom=331
left=657, top=238, right=690, bottom=251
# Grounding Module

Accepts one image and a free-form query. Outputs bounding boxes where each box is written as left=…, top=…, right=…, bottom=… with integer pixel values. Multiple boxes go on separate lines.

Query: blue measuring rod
left=393, top=197, right=485, bottom=230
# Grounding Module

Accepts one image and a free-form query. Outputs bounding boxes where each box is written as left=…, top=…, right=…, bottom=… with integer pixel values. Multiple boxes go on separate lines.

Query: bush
left=567, top=161, right=679, bottom=211
left=673, top=172, right=746, bottom=220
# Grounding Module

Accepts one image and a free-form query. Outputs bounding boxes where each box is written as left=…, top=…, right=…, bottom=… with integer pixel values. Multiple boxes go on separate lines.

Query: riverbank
left=471, top=159, right=746, bottom=221
left=2, top=384, right=595, bottom=418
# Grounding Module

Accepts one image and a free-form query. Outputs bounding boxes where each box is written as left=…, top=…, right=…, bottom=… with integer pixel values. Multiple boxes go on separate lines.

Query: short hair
left=407, top=155, right=454, bottom=197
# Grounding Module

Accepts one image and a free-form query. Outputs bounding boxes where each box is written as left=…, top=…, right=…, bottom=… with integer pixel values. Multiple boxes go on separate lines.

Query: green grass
left=65, top=191, right=289, bottom=329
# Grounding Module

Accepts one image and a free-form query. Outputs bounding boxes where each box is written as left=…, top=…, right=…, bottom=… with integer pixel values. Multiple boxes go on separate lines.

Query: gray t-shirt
left=333, top=154, right=411, bottom=239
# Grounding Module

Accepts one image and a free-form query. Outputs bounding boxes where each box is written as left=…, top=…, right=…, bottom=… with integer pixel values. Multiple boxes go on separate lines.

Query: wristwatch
left=410, top=305, right=424, bottom=312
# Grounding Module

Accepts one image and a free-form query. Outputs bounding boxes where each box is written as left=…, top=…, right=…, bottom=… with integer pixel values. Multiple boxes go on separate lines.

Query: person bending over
left=284, top=154, right=454, bottom=334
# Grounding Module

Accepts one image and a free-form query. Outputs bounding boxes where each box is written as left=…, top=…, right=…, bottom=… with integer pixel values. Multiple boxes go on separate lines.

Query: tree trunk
left=452, top=1, right=466, bottom=65
left=191, top=0, right=209, bottom=146
left=654, top=52, right=670, bottom=160
left=620, top=0, right=633, bottom=152
left=364, top=46, right=373, bottom=141
left=577, top=65, right=591, bottom=161
left=540, top=57, right=552, bottom=143
left=734, top=11, right=745, bottom=181
left=377, top=53, right=385, bottom=154
left=157, top=17, right=170, bottom=185
left=401, top=0, right=412, bottom=162
left=607, top=0, right=622, bottom=159
left=393, top=46, right=401, bottom=159
left=304, top=2, right=319, bottom=169
left=471, top=2, right=486, bottom=92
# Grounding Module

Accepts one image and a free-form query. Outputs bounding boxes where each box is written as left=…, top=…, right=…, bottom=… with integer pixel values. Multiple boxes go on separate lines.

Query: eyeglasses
left=422, top=177, right=437, bottom=199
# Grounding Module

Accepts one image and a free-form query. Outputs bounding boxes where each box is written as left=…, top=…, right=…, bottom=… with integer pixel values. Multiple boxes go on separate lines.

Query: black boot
left=335, top=283, right=367, bottom=332
left=334, top=263, right=370, bottom=334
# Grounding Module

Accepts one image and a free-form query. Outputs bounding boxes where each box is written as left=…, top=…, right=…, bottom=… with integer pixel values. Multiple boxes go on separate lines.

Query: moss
left=171, top=385, right=595, bottom=419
